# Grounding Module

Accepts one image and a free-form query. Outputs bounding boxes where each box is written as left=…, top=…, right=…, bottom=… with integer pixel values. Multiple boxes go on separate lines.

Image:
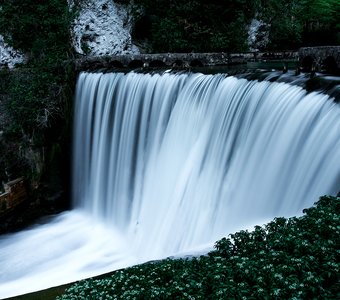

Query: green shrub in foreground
left=58, top=195, right=339, bottom=299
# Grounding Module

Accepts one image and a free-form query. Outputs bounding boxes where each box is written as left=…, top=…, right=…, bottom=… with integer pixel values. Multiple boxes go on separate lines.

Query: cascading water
left=0, top=71, right=339, bottom=298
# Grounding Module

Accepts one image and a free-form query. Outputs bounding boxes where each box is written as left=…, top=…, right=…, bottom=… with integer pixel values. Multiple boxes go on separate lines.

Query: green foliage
left=299, top=0, right=340, bottom=45
left=1, top=0, right=338, bottom=55
left=0, top=0, right=75, bottom=136
left=130, top=0, right=339, bottom=52
left=131, top=0, right=257, bottom=52
left=259, top=0, right=340, bottom=49
left=1, top=0, right=337, bottom=55
left=58, top=195, right=340, bottom=299
left=0, top=0, right=76, bottom=189
left=0, top=0, right=73, bottom=64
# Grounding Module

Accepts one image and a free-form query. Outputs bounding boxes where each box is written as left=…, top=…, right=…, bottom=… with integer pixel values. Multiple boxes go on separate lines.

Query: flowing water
left=0, top=72, right=339, bottom=298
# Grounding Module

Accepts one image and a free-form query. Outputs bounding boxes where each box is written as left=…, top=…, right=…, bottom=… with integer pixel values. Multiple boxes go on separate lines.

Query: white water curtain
left=0, top=72, right=339, bottom=298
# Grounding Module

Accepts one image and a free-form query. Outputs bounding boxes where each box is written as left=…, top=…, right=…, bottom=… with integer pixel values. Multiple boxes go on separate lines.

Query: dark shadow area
left=132, top=15, right=152, bottom=41
left=108, top=60, right=124, bottom=69
left=322, top=56, right=339, bottom=75
left=128, top=60, right=144, bottom=69
left=190, top=59, right=203, bottom=67
left=173, top=60, right=184, bottom=67
left=149, top=60, right=166, bottom=68
left=301, top=56, right=314, bottom=72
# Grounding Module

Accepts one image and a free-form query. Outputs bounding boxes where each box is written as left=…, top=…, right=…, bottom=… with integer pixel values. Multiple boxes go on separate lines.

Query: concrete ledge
left=73, top=51, right=298, bottom=71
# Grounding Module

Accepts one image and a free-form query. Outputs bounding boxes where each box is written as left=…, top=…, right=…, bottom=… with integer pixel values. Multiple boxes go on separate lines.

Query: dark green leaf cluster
left=258, top=0, right=340, bottom=49
left=0, top=0, right=75, bottom=218
left=0, top=64, right=75, bottom=189
left=0, top=0, right=73, bottom=149
left=0, top=0, right=75, bottom=136
left=58, top=195, right=340, bottom=299
left=0, top=1, right=76, bottom=186
left=0, top=0, right=73, bottom=64
left=128, top=0, right=339, bottom=52
left=130, top=0, right=258, bottom=53
left=1, top=65, right=74, bottom=136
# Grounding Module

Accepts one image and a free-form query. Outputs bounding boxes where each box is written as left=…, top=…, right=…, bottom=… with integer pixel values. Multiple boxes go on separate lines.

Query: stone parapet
left=73, top=51, right=298, bottom=71
left=299, top=46, right=340, bottom=73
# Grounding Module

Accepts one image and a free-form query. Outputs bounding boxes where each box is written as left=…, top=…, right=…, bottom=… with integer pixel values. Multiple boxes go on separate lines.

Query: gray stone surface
left=74, top=51, right=298, bottom=71
left=299, top=46, right=340, bottom=70
left=70, top=0, right=139, bottom=56
left=0, top=35, right=26, bottom=68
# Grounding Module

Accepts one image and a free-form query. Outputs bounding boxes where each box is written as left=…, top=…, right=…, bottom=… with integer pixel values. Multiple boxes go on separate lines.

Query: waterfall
left=0, top=71, right=339, bottom=298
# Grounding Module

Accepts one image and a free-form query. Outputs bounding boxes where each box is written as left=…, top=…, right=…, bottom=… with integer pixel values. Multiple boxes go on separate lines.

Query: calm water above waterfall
left=0, top=72, right=339, bottom=298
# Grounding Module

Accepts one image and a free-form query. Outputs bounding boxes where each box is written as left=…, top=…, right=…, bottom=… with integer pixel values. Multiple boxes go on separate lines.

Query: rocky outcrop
left=247, top=19, right=269, bottom=52
left=0, top=35, right=25, bottom=68
left=0, top=1, right=139, bottom=68
left=70, top=0, right=139, bottom=56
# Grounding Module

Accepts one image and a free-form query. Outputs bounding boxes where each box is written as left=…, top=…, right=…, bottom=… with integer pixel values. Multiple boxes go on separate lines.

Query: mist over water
left=0, top=72, right=339, bottom=298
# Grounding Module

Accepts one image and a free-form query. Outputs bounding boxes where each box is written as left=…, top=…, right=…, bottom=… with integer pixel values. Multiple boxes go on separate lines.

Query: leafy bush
left=58, top=195, right=339, bottom=299
left=128, top=0, right=339, bottom=52
left=0, top=0, right=73, bottom=64
left=0, top=0, right=74, bottom=137
left=0, top=0, right=75, bottom=201
left=257, top=0, right=340, bottom=49
left=129, top=0, right=257, bottom=52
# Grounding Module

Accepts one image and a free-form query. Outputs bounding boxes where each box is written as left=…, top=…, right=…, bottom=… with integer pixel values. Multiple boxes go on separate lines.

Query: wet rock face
left=0, top=35, right=25, bottom=69
left=70, top=0, right=140, bottom=56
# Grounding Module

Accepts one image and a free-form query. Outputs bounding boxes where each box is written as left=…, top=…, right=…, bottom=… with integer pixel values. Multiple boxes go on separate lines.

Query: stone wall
left=74, top=51, right=298, bottom=71
left=299, top=46, right=340, bottom=73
